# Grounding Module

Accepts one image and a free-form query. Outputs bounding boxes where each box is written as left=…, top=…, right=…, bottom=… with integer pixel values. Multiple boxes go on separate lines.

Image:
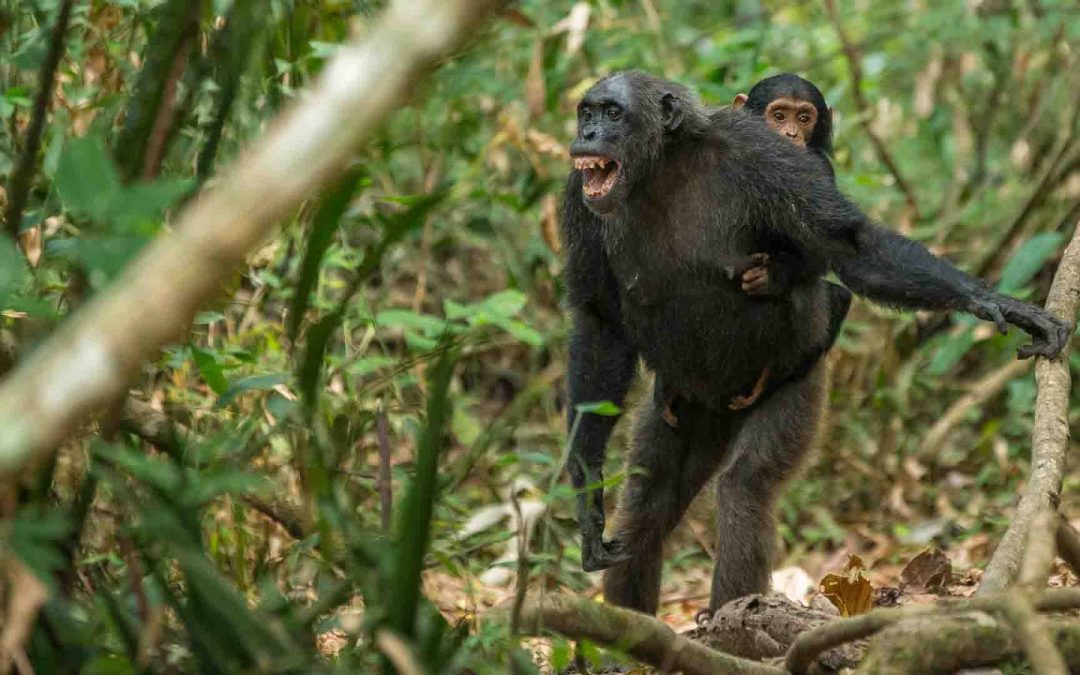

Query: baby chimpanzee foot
left=661, top=401, right=680, bottom=429
left=729, top=367, right=771, bottom=410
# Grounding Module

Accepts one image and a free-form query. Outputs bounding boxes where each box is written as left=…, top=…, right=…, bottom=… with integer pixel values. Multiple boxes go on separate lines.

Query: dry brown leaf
left=901, top=548, right=953, bottom=594
left=18, top=227, right=42, bottom=268
left=525, top=39, right=546, bottom=120
left=539, top=194, right=560, bottom=254
left=819, top=554, right=874, bottom=617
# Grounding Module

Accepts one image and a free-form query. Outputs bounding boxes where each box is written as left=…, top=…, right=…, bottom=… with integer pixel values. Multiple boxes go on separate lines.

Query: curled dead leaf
left=525, top=40, right=546, bottom=120
left=900, top=547, right=952, bottom=594
left=18, top=227, right=42, bottom=268
left=819, top=554, right=874, bottom=617
left=540, top=194, right=561, bottom=253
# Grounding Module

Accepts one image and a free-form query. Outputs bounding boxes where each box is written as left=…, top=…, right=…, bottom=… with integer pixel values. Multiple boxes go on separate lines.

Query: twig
left=376, top=401, right=392, bottom=533
left=513, top=594, right=781, bottom=675
left=0, top=0, right=506, bottom=487
left=980, top=221, right=1080, bottom=594
left=140, top=1, right=199, bottom=180
left=2, top=0, right=76, bottom=240
left=921, top=358, right=1031, bottom=457
left=785, top=587, right=1080, bottom=674
left=823, top=0, right=920, bottom=220
left=508, top=487, right=529, bottom=637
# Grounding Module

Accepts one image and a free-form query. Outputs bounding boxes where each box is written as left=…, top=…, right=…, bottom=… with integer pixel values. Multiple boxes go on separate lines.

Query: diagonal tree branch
left=0, top=0, right=505, bottom=485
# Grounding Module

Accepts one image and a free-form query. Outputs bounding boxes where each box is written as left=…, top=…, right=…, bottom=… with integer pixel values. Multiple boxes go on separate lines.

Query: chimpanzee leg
left=710, top=361, right=826, bottom=609
left=603, top=395, right=738, bottom=614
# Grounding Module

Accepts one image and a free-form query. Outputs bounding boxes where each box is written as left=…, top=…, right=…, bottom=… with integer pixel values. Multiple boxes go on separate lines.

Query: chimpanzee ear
left=662, top=93, right=684, bottom=132
left=827, top=106, right=834, bottom=124
left=732, top=93, right=748, bottom=109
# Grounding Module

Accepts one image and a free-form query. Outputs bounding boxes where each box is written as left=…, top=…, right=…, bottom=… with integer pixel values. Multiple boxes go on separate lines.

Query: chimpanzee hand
left=741, top=252, right=796, bottom=296
left=581, top=535, right=633, bottom=572
left=577, top=491, right=633, bottom=572
left=969, top=294, right=1071, bottom=359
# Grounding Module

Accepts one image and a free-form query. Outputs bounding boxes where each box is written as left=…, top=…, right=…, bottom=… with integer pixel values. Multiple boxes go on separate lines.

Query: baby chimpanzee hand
left=741, top=252, right=797, bottom=296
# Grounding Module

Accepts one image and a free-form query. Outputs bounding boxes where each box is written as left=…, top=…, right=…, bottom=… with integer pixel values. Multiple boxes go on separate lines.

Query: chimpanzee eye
left=773, top=111, right=785, bottom=121
left=798, top=114, right=811, bottom=124
left=606, top=106, right=622, bottom=120
left=581, top=108, right=593, bottom=122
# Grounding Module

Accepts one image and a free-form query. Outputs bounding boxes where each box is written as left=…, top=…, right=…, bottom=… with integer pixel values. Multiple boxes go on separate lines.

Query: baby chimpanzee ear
left=662, top=93, right=684, bottom=132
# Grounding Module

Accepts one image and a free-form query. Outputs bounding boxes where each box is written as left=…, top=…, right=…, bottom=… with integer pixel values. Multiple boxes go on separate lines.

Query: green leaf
left=0, top=238, right=27, bottom=307
left=376, top=309, right=448, bottom=336
left=215, top=373, right=290, bottom=409
left=388, top=346, right=456, bottom=643
left=492, top=317, right=544, bottom=346
left=575, top=401, right=622, bottom=416
left=288, top=169, right=361, bottom=340
left=345, top=355, right=397, bottom=377
left=112, top=179, right=191, bottom=233
left=192, top=347, right=230, bottom=396
left=55, top=137, right=121, bottom=220
left=998, top=233, right=1064, bottom=294
left=928, top=327, right=976, bottom=375
left=481, top=289, right=528, bottom=317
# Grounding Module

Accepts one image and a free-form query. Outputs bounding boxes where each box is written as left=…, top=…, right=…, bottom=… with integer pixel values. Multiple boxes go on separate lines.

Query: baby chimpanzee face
left=763, top=96, right=819, bottom=148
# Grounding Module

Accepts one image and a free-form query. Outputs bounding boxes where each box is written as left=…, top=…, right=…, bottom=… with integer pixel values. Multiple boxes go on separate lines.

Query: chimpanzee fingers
left=990, top=305, right=1008, bottom=334
left=581, top=538, right=633, bottom=571
left=1015, top=313, right=1071, bottom=360
left=749, top=252, right=770, bottom=265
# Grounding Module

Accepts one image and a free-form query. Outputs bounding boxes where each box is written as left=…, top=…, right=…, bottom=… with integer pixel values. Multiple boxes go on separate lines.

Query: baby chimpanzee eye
left=798, top=114, right=811, bottom=124
left=773, top=111, right=785, bottom=121
left=606, top=106, right=622, bottom=120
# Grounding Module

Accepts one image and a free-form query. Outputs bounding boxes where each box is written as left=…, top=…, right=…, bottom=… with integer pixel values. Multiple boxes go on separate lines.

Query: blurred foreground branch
left=979, top=221, right=1080, bottom=594
left=0, top=0, right=504, bottom=487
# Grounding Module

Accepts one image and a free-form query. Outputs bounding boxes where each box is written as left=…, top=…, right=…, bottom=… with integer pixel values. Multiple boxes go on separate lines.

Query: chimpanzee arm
left=831, top=218, right=1070, bottom=359
left=560, top=172, right=639, bottom=571
left=566, top=307, right=637, bottom=571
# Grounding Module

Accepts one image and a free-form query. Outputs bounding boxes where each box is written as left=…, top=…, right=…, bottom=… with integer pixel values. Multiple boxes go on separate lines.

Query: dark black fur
left=562, top=71, right=1069, bottom=613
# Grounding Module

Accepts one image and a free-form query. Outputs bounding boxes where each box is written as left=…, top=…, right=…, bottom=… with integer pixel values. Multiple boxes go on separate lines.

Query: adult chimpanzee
left=562, top=71, right=1068, bottom=615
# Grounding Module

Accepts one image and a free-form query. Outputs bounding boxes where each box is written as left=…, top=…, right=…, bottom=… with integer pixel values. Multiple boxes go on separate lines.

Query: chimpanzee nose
left=582, top=128, right=597, bottom=141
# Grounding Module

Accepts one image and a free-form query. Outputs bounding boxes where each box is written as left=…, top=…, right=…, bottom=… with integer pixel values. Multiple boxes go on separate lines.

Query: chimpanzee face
left=763, top=97, right=819, bottom=148
left=570, top=76, right=635, bottom=214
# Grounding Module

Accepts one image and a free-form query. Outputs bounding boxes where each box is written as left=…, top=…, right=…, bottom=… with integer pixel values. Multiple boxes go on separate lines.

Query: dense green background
left=1, top=0, right=1079, bottom=671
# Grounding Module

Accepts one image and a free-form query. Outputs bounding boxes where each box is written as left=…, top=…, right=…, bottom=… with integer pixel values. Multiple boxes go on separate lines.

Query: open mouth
left=573, top=155, right=620, bottom=199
